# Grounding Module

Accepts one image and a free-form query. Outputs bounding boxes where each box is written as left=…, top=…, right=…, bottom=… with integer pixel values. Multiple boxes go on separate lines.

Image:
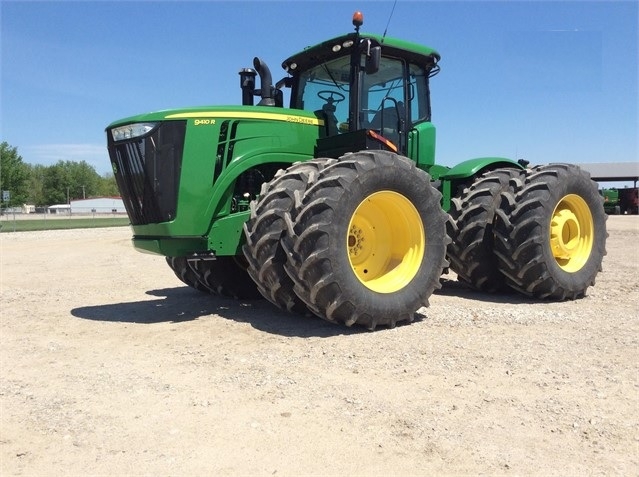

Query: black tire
left=190, top=256, right=262, bottom=299
left=448, top=168, right=524, bottom=292
left=493, top=164, right=607, bottom=300
left=282, top=150, right=449, bottom=330
left=165, top=256, right=211, bottom=293
left=243, top=160, right=331, bottom=313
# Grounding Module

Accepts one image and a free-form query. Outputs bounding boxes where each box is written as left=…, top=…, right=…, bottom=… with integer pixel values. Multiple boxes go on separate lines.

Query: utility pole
left=82, top=185, right=86, bottom=199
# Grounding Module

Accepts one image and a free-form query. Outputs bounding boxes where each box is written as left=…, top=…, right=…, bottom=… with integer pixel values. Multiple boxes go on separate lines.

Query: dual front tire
left=243, top=151, right=449, bottom=330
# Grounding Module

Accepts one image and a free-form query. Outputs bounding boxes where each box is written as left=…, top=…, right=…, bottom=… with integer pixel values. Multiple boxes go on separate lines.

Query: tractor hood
left=106, top=105, right=323, bottom=132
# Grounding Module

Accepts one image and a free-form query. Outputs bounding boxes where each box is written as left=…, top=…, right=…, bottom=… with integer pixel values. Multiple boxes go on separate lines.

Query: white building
left=47, top=204, right=71, bottom=215
left=69, top=197, right=126, bottom=214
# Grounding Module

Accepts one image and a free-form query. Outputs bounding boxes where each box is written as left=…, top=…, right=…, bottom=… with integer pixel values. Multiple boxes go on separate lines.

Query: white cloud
left=21, top=144, right=112, bottom=175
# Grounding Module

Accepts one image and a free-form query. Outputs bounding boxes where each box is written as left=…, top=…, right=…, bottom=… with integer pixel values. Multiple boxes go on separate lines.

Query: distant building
left=577, top=162, right=639, bottom=187
left=47, top=204, right=71, bottom=215
left=69, top=197, right=126, bottom=214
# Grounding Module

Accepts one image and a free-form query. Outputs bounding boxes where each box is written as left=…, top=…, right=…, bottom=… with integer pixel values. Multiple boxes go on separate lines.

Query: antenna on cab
left=381, top=0, right=398, bottom=43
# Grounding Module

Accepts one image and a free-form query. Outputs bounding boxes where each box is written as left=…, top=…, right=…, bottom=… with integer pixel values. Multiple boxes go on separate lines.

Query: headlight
left=111, top=122, right=158, bottom=141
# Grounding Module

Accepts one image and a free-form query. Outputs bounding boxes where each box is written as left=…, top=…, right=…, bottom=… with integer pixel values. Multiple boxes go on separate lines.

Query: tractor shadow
left=70, top=286, right=366, bottom=338
left=71, top=279, right=529, bottom=337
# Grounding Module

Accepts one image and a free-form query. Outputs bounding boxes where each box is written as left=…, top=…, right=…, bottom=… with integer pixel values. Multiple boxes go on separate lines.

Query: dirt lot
left=1, top=216, right=637, bottom=476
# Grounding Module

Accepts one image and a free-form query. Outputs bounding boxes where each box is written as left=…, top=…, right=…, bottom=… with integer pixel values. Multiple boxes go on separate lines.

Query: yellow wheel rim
left=347, top=191, right=425, bottom=293
left=550, top=194, right=594, bottom=272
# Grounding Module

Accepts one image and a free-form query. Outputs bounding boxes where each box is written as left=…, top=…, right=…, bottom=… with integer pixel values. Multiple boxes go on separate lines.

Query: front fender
left=203, top=151, right=311, bottom=221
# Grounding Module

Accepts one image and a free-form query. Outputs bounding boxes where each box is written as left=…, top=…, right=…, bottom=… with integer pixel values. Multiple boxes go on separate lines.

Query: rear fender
left=439, top=157, right=524, bottom=212
left=441, top=157, right=523, bottom=180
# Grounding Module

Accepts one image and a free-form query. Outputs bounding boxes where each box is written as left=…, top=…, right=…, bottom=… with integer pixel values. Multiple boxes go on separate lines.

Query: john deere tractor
left=106, top=12, right=607, bottom=330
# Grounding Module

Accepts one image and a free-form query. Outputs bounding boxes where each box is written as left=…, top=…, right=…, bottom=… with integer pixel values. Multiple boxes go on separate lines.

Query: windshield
left=293, top=55, right=351, bottom=131
left=291, top=53, right=430, bottom=144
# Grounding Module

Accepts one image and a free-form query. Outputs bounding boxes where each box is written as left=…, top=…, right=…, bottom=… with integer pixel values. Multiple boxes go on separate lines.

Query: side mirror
left=366, top=46, right=381, bottom=74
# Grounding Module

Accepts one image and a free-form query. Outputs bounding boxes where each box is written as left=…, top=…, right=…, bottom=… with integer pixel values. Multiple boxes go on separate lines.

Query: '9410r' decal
left=166, top=111, right=324, bottom=126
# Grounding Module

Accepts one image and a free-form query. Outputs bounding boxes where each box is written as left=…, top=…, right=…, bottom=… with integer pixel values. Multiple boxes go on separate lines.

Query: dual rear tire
left=493, top=164, right=607, bottom=299
left=448, top=164, right=607, bottom=300
left=447, top=168, right=523, bottom=293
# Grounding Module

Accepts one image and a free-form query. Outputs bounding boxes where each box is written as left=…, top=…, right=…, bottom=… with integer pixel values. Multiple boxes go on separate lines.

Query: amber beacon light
left=352, top=11, right=364, bottom=30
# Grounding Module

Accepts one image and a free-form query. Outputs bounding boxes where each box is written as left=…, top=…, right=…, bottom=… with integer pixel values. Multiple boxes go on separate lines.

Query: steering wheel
left=317, top=90, right=346, bottom=104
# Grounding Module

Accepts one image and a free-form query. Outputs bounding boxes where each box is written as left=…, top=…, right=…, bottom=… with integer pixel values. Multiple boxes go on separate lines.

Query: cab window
left=293, top=56, right=350, bottom=136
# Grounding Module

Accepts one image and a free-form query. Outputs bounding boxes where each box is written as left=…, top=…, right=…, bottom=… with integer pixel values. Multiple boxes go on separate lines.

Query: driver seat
left=369, top=103, right=405, bottom=148
left=314, top=101, right=339, bottom=137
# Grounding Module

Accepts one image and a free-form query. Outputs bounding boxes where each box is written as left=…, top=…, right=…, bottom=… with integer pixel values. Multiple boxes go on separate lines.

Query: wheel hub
left=347, top=191, right=425, bottom=293
left=549, top=194, right=594, bottom=272
left=348, top=223, right=367, bottom=258
left=550, top=208, right=581, bottom=259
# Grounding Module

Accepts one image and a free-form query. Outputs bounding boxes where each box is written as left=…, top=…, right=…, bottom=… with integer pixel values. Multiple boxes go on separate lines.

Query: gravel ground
left=1, top=216, right=637, bottom=476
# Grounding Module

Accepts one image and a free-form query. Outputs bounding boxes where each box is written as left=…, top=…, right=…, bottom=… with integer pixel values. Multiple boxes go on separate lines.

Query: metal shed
left=70, top=197, right=126, bottom=214
left=577, top=162, right=639, bottom=186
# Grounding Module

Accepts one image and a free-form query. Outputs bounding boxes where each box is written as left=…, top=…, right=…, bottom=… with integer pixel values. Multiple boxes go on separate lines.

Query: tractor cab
left=282, top=13, right=440, bottom=158
left=243, top=12, right=440, bottom=159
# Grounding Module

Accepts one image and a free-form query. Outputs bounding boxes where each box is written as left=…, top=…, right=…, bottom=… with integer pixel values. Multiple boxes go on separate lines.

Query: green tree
left=41, top=160, right=103, bottom=204
left=67, top=160, right=101, bottom=200
left=97, top=172, right=119, bottom=197
left=27, top=164, right=47, bottom=206
left=42, top=162, right=69, bottom=205
left=0, top=142, right=31, bottom=207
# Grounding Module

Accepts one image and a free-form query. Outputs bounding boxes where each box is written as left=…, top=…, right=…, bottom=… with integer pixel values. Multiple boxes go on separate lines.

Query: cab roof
left=282, top=32, right=440, bottom=74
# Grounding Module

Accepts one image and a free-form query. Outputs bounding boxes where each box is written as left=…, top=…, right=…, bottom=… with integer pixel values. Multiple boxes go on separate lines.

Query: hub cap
left=347, top=191, right=425, bottom=293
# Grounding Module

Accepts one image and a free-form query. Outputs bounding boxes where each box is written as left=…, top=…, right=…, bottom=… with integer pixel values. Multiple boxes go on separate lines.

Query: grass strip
left=0, top=217, right=131, bottom=232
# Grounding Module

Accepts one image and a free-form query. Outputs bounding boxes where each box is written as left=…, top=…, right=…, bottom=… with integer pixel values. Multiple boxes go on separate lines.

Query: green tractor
left=106, top=12, right=607, bottom=329
left=601, top=187, right=639, bottom=215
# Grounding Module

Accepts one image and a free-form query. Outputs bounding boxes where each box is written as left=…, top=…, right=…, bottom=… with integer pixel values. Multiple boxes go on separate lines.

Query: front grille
left=107, top=121, right=186, bottom=225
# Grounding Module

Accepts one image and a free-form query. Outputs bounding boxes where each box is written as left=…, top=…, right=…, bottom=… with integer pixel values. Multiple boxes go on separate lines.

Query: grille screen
left=107, top=121, right=186, bottom=225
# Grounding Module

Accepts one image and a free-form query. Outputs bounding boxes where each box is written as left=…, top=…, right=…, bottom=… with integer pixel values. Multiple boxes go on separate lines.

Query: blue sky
left=1, top=0, right=637, bottom=179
